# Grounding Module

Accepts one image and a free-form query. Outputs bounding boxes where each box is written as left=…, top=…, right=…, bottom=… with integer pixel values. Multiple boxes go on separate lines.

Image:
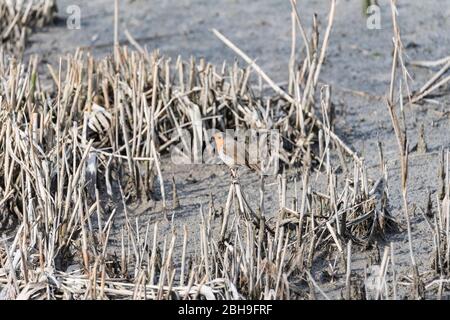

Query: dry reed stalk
left=410, top=56, right=450, bottom=68
left=385, top=0, right=425, bottom=299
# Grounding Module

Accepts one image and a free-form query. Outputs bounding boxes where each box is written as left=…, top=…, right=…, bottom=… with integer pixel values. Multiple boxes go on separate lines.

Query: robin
left=211, top=131, right=261, bottom=181
left=211, top=131, right=277, bottom=236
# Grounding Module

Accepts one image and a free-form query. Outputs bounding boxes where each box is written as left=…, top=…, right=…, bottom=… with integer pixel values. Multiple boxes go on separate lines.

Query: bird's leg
left=231, top=168, right=239, bottom=184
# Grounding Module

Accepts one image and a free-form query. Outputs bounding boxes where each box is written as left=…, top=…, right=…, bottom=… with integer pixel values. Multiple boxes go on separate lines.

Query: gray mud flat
left=15, top=0, right=450, bottom=299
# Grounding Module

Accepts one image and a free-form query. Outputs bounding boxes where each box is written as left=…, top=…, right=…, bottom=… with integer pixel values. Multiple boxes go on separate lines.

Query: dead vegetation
left=0, top=0, right=449, bottom=300
left=0, top=0, right=56, bottom=57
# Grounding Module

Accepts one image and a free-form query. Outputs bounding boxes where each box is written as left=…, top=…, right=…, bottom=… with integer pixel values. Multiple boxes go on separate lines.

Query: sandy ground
left=24, top=0, right=450, bottom=299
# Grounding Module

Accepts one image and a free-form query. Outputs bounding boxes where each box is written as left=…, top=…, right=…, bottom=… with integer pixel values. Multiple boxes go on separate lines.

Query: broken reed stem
left=409, top=55, right=450, bottom=68
left=345, top=240, right=352, bottom=300
left=387, top=0, right=422, bottom=298
left=114, top=0, right=120, bottom=69
left=390, top=242, right=398, bottom=300
left=313, top=0, right=336, bottom=87
left=290, top=0, right=311, bottom=67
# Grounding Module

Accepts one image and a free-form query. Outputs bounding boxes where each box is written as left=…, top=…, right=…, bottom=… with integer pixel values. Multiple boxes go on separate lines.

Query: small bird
left=211, top=132, right=277, bottom=236
left=211, top=131, right=261, bottom=181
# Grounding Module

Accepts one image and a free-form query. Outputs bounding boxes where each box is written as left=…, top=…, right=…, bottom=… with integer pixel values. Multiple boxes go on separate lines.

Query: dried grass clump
left=0, top=51, right=395, bottom=300
left=0, top=0, right=57, bottom=56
